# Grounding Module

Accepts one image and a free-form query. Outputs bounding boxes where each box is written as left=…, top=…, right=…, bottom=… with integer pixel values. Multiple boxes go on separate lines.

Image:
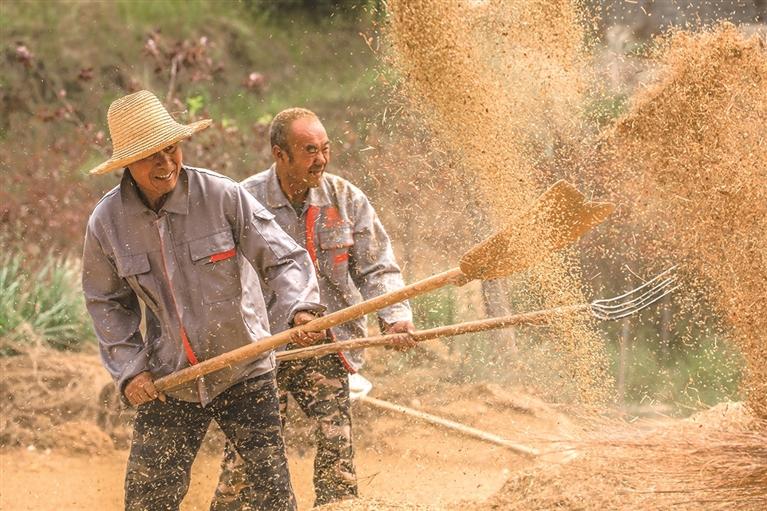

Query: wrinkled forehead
left=288, top=117, right=328, bottom=147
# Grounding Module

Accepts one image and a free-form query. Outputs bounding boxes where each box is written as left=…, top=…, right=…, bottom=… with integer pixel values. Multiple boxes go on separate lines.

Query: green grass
left=113, top=0, right=237, bottom=29
left=2, top=0, right=381, bottom=139
left=0, top=254, right=94, bottom=353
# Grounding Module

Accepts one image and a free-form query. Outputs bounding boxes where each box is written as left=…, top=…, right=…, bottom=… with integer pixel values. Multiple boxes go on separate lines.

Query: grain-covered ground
left=2, top=348, right=765, bottom=510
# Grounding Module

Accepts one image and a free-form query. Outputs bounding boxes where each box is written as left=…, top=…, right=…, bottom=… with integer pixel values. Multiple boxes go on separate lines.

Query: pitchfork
left=277, top=266, right=679, bottom=362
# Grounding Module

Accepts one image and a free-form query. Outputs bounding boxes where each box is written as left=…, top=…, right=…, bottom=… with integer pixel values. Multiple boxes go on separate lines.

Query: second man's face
left=282, top=117, right=331, bottom=189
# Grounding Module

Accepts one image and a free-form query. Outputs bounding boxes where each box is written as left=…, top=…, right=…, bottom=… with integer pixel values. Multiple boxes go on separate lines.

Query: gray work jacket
left=82, top=166, right=322, bottom=404
left=241, top=166, right=412, bottom=371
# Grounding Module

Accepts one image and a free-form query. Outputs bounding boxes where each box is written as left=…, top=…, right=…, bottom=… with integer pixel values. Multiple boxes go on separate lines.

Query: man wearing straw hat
left=82, top=90, right=325, bottom=511
left=212, top=107, right=414, bottom=508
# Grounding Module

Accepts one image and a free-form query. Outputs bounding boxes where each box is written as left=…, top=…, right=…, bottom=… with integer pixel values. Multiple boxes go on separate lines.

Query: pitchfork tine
left=594, top=283, right=680, bottom=320
left=592, top=268, right=677, bottom=308
left=594, top=276, right=676, bottom=311
left=590, top=277, right=677, bottom=320
left=591, top=282, right=678, bottom=320
left=595, top=265, right=677, bottom=304
left=592, top=278, right=677, bottom=319
left=589, top=267, right=679, bottom=321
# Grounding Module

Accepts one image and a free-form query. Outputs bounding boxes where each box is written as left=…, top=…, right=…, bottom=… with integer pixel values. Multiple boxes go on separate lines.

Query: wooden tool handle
left=361, top=396, right=539, bottom=457
left=306, top=267, right=468, bottom=331
left=277, top=304, right=588, bottom=362
left=154, top=268, right=468, bottom=392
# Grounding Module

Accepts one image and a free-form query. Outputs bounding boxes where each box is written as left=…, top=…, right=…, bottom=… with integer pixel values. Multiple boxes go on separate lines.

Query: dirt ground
left=3, top=351, right=763, bottom=511
left=0, top=432, right=517, bottom=510
left=1, top=349, right=568, bottom=510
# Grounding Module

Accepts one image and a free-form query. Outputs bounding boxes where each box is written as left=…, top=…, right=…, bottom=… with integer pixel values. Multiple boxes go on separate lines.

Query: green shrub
left=0, top=254, right=94, bottom=353
left=607, top=332, right=743, bottom=414
left=241, top=0, right=379, bottom=21
left=411, top=287, right=457, bottom=330
left=586, top=92, right=629, bottom=127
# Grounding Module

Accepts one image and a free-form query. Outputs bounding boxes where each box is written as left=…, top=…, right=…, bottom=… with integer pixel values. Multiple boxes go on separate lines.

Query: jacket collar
left=121, top=166, right=190, bottom=216
left=264, top=164, right=332, bottom=209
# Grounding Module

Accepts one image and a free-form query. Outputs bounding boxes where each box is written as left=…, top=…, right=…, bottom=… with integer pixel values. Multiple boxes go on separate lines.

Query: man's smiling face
left=128, top=143, right=183, bottom=206
left=280, top=116, right=330, bottom=190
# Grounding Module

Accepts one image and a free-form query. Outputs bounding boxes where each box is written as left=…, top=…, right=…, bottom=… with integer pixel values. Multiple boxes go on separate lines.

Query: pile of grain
left=471, top=21, right=767, bottom=511
left=601, top=23, right=767, bottom=417
left=473, top=408, right=767, bottom=510
left=386, top=0, right=613, bottom=404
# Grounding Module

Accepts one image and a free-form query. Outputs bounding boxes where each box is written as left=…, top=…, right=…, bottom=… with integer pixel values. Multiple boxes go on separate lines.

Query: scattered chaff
left=475, top=405, right=766, bottom=510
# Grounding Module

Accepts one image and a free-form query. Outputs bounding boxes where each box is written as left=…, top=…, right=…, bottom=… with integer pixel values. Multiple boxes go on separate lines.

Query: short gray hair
left=270, top=107, right=318, bottom=154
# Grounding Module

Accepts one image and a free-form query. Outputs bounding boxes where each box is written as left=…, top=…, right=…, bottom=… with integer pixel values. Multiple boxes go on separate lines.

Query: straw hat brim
left=88, top=119, right=212, bottom=175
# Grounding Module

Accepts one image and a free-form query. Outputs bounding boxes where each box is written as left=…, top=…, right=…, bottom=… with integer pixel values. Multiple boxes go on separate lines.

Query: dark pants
left=212, top=355, right=356, bottom=509
left=125, top=371, right=296, bottom=511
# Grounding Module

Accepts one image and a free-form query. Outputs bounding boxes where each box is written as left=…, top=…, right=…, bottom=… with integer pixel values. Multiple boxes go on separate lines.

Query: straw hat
left=88, top=90, right=212, bottom=175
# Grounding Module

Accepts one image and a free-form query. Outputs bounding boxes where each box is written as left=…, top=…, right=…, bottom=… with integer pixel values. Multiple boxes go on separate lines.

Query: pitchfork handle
left=277, top=304, right=588, bottom=362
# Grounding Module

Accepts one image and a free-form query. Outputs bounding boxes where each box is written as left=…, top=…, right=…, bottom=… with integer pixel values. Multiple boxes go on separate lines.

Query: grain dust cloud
left=602, top=24, right=767, bottom=418
left=382, top=2, right=766, bottom=509
left=387, top=0, right=613, bottom=403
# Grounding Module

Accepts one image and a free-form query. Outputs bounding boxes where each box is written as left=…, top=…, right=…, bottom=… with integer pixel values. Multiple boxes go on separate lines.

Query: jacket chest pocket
left=189, top=230, right=241, bottom=304
left=115, top=252, right=160, bottom=311
left=317, top=225, right=354, bottom=285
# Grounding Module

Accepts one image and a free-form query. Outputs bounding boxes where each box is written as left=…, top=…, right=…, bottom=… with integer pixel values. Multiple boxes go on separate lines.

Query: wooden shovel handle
left=154, top=268, right=469, bottom=392
left=277, top=304, right=588, bottom=362
left=301, top=268, right=468, bottom=331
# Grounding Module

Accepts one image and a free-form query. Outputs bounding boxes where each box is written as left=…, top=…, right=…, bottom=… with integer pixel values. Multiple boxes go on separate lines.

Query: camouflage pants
left=125, top=371, right=296, bottom=511
left=212, top=354, right=357, bottom=509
